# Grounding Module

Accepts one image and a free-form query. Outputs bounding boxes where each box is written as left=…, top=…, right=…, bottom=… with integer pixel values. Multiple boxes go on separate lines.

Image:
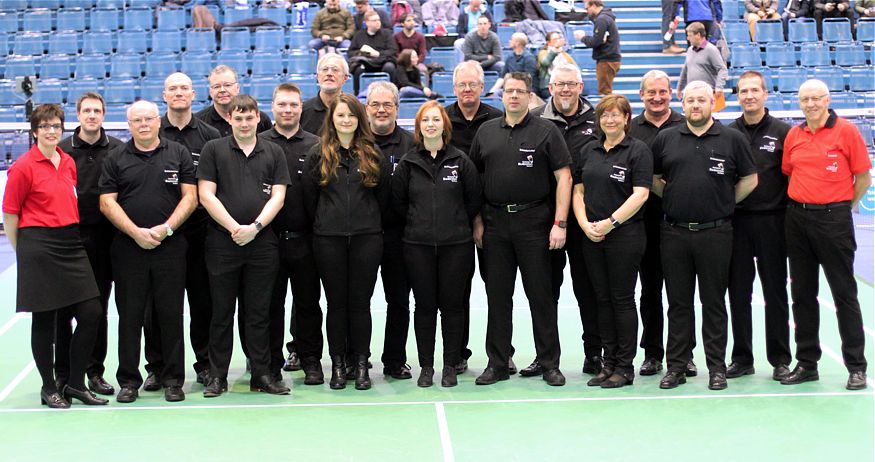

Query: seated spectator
left=457, top=0, right=496, bottom=35
left=309, top=0, right=356, bottom=55
left=487, top=33, right=539, bottom=96
left=422, top=0, right=460, bottom=31
left=350, top=10, right=399, bottom=95
left=391, top=0, right=424, bottom=26
left=536, top=31, right=575, bottom=98
left=395, top=14, right=429, bottom=75
left=855, top=0, right=875, bottom=22
left=782, top=0, right=812, bottom=39
left=354, top=0, right=393, bottom=31
left=746, top=0, right=781, bottom=40
left=504, top=0, right=550, bottom=22
left=812, top=0, right=855, bottom=39
left=462, top=16, right=505, bottom=75
left=395, top=50, right=439, bottom=99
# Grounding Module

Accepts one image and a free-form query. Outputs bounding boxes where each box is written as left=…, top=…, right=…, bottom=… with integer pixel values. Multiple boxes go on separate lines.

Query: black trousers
left=205, top=228, right=278, bottom=379
left=786, top=205, right=867, bottom=372
left=483, top=204, right=560, bottom=370
left=461, top=246, right=486, bottom=360
left=662, top=221, right=732, bottom=374
left=112, top=234, right=187, bottom=388
left=728, top=212, right=792, bottom=368
left=33, top=299, right=101, bottom=393
left=269, top=233, right=323, bottom=372
left=581, top=222, right=645, bottom=374
left=405, top=242, right=474, bottom=368
left=55, top=222, right=114, bottom=382
left=552, top=218, right=601, bottom=358
left=313, top=234, right=383, bottom=358
left=380, top=230, right=411, bottom=366
left=351, top=61, right=396, bottom=95
left=813, top=9, right=855, bottom=39
left=639, top=197, right=666, bottom=361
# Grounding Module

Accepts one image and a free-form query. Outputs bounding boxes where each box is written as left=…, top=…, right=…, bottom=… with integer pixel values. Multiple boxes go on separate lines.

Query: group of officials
left=2, top=52, right=871, bottom=408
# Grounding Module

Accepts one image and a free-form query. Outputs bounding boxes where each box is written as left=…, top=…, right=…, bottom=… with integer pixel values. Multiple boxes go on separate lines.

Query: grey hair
left=549, top=63, right=583, bottom=84
left=682, top=80, right=714, bottom=100
left=209, top=64, right=238, bottom=81
left=640, top=70, right=671, bottom=92
left=453, top=60, right=485, bottom=85
left=798, top=79, right=829, bottom=95
left=126, top=100, right=160, bottom=119
left=367, top=80, right=400, bottom=106
left=317, top=52, right=350, bottom=76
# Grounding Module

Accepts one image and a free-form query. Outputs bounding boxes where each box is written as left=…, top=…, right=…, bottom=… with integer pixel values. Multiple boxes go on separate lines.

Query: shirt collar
left=500, top=111, right=531, bottom=128
left=28, top=145, right=66, bottom=163
left=798, top=109, right=838, bottom=131
left=678, top=118, right=723, bottom=136
left=635, top=109, right=683, bottom=127
left=230, top=136, right=265, bottom=155
left=161, top=112, right=199, bottom=131
left=69, top=126, right=109, bottom=149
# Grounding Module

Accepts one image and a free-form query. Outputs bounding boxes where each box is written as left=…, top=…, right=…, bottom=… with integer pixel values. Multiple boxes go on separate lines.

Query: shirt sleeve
left=544, top=123, right=572, bottom=171
left=272, top=145, right=292, bottom=186
left=196, top=139, right=219, bottom=182
left=1, top=163, right=29, bottom=215
left=630, top=140, right=655, bottom=188
left=468, top=128, right=485, bottom=173
left=97, top=150, right=120, bottom=195
left=177, top=145, right=197, bottom=185
left=733, top=131, right=758, bottom=178
left=462, top=154, right=484, bottom=220
left=845, top=123, right=873, bottom=174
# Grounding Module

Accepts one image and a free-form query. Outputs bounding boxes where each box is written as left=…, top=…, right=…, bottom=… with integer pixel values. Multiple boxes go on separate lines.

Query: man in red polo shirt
left=780, top=79, right=872, bottom=391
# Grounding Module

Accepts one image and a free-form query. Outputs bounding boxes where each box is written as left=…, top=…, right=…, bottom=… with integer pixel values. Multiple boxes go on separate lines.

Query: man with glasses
left=349, top=10, right=398, bottom=95
left=469, top=72, right=573, bottom=387
left=780, top=79, right=871, bottom=390
left=196, top=65, right=273, bottom=137
left=99, top=100, right=198, bottom=403
left=301, top=53, right=350, bottom=135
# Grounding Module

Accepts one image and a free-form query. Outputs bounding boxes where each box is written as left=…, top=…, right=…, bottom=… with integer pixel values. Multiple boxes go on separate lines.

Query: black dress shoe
left=63, top=385, right=109, bottom=405
left=780, top=365, right=819, bottom=385
left=117, top=386, right=139, bottom=403
left=164, top=385, right=185, bottom=402
left=283, top=351, right=302, bottom=372
left=203, top=377, right=228, bottom=398
left=772, top=365, right=791, bottom=381
left=354, top=356, right=371, bottom=390
left=582, top=356, right=604, bottom=375
left=519, top=360, right=544, bottom=377
left=41, top=389, right=70, bottom=409
left=454, top=359, right=468, bottom=375
left=87, top=375, right=115, bottom=395
left=659, top=371, right=687, bottom=389
left=302, top=360, right=325, bottom=385
left=708, top=372, right=728, bottom=390
left=542, top=368, right=566, bottom=386
left=601, top=372, right=634, bottom=388
left=383, top=363, right=413, bottom=380
left=685, top=360, right=698, bottom=377
left=847, top=371, right=867, bottom=390
left=251, top=375, right=291, bottom=395
left=475, top=367, right=510, bottom=385
left=330, top=356, right=347, bottom=390
left=508, top=357, right=517, bottom=375
left=726, top=362, right=755, bottom=379
left=143, top=372, right=162, bottom=391
left=196, top=370, right=210, bottom=385
left=639, top=358, right=663, bottom=376
left=587, top=368, right=614, bottom=387
left=418, top=367, right=434, bottom=387
left=441, top=366, right=457, bottom=387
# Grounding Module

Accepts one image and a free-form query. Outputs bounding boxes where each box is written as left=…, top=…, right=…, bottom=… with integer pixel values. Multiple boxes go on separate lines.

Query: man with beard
left=195, top=65, right=273, bottom=137
left=301, top=53, right=350, bottom=135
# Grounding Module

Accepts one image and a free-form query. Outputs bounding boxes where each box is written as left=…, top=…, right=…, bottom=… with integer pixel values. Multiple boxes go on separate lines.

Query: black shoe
left=708, top=372, right=728, bottom=390
left=203, top=377, right=228, bottom=398
left=345, top=364, right=357, bottom=381
left=63, top=385, right=109, bottom=405
left=519, top=360, right=544, bottom=377
left=454, top=358, right=468, bottom=375
left=507, top=357, right=517, bottom=375
left=196, top=370, right=210, bottom=385
left=251, top=375, right=291, bottom=395
left=587, top=368, right=613, bottom=387
left=542, top=368, right=566, bottom=386
left=302, top=360, right=325, bottom=385
left=418, top=367, right=434, bottom=387
left=601, top=372, right=634, bottom=388
left=271, top=371, right=284, bottom=383
left=847, top=371, right=867, bottom=390
left=143, top=372, right=162, bottom=391
left=283, top=351, right=302, bottom=372
left=685, top=360, right=698, bottom=377
left=164, top=385, right=185, bottom=402
left=354, top=356, right=371, bottom=390
left=87, top=375, right=115, bottom=395
left=117, top=386, right=139, bottom=403
left=726, top=362, right=755, bottom=379
left=780, top=365, right=819, bottom=385
left=40, top=389, right=70, bottom=409
left=659, top=371, right=687, bottom=389
left=383, top=363, right=413, bottom=380
left=772, top=365, right=791, bottom=381
left=441, top=366, right=457, bottom=387
left=639, top=358, right=663, bottom=376
left=475, top=367, right=510, bottom=385
left=330, top=356, right=347, bottom=390
left=582, top=356, right=604, bottom=375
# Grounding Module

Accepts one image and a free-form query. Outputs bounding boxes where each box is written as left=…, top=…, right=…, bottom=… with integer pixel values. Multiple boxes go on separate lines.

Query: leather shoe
left=847, top=371, right=867, bottom=390
left=508, top=357, right=517, bottom=375
left=203, top=377, right=228, bottom=398
left=780, top=365, right=819, bottom=385
left=601, top=372, right=633, bottom=388
left=143, top=372, right=162, bottom=391
left=63, top=385, right=109, bottom=405
left=441, top=366, right=457, bottom=387
left=196, top=370, right=210, bottom=385
left=582, top=356, right=604, bottom=375
left=283, top=351, right=302, bottom=372
left=475, top=367, right=510, bottom=385
left=251, top=375, right=290, bottom=395
left=40, top=389, right=70, bottom=409
left=659, top=371, right=687, bottom=389
left=519, top=360, right=544, bottom=377
left=354, top=356, right=371, bottom=390
left=418, top=367, right=434, bottom=387
left=726, top=362, right=755, bottom=379
left=330, top=356, right=347, bottom=390
left=685, top=359, right=698, bottom=377
left=772, top=365, right=791, bottom=381
left=587, top=368, right=613, bottom=387
left=542, top=368, right=566, bottom=386
left=383, top=363, right=413, bottom=380
left=87, top=375, right=115, bottom=395
left=454, top=358, right=468, bottom=375
left=302, top=360, right=325, bottom=385
left=117, top=386, right=139, bottom=403
left=639, top=358, right=663, bottom=376
left=709, top=372, right=728, bottom=390
left=164, top=385, right=185, bottom=402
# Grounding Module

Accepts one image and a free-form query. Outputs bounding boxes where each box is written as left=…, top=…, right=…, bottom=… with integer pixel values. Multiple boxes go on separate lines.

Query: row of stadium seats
left=728, top=66, right=875, bottom=93
left=730, top=42, right=874, bottom=68
left=723, top=17, right=875, bottom=44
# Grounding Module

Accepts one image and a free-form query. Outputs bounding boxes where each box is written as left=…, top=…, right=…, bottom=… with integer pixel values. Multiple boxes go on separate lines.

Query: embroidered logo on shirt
left=518, top=154, right=534, bottom=168
left=443, top=169, right=459, bottom=183
left=581, top=127, right=594, bottom=136
left=826, top=161, right=839, bottom=173
left=709, top=157, right=725, bottom=175
left=262, top=183, right=271, bottom=195
left=610, top=165, right=627, bottom=182
left=191, top=152, right=200, bottom=167
left=759, top=137, right=777, bottom=153
left=164, top=170, right=179, bottom=185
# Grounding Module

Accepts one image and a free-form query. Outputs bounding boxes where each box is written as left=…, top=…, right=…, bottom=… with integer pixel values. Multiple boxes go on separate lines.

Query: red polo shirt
left=3, top=144, right=80, bottom=228
left=782, top=111, right=872, bottom=204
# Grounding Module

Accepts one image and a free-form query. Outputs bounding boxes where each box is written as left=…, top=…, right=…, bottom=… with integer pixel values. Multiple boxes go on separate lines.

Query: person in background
left=573, top=0, right=622, bottom=95
left=462, top=16, right=504, bottom=75
left=309, top=0, right=356, bottom=55
left=395, top=50, right=439, bottom=99
left=536, top=31, right=576, bottom=99
left=746, top=0, right=781, bottom=40
left=349, top=10, right=399, bottom=95
left=487, top=33, right=538, bottom=97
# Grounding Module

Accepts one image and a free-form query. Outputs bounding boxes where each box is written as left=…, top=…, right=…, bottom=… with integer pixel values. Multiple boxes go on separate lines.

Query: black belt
left=488, top=199, right=546, bottom=213
left=665, top=217, right=729, bottom=231
left=278, top=230, right=309, bottom=240
left=788, top=200, right=851, bottom=211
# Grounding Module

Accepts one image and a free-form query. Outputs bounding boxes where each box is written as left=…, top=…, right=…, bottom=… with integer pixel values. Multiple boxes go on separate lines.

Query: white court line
left=0, top=312, right=27, bottom=337
left=820, top=342, right=875, bottom=387
left=0, top=361, right=35, bottom=403
left=435, top=402, right=454, bottom=462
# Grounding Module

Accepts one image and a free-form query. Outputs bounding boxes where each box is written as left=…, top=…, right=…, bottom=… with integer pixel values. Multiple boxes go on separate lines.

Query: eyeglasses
left=504, top=88, right=530, bottom=95
left=599, top=112, right=626, bottom=121
left=550, top=81, right=581, bottom=89
left=37, top=124, right=63, bottom=131
left=454, top=82, right=482, bottom=90
left=367, top=101, right=396, bottom=109
left=318, top=66, right=344, bottom=74
left=799, top=94, right=828, bottom=104
left=209, top=82, right=238, bottom=91
left=128, top=115, right=160, bottom=125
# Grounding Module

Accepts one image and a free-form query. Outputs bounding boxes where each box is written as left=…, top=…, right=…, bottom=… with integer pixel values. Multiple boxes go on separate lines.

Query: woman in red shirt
left=2, top=104, right=107, bottom=408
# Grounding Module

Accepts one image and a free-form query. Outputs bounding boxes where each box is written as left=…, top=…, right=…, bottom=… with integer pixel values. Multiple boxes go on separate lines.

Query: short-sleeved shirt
left=197, top=136, right=292, bottom=226
left=58, top=127, right=124, bottom=226
left=159, top=113, right=222, bottom=171
left=98, top=139, right=196, bottom=228
left=782, top=110, right=872, bottom=204
left=574, top=135, right=653, bottom=223
left=652, top=120, right=757, bottom=222
left=3, top=145, right=79, bottom=228
left=194, top=105, right=273, bottom=138
left=469, top=112, right=572, bottom=205
left=258, top=126, right=320, bottom=233
left=445, top=101, right=504, bottom=156
left=728, top=109, right=791, bottom=212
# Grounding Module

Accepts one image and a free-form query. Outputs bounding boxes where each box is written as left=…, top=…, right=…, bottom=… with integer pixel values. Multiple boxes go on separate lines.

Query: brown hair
left=229, top=94, right=259, bottom=115
left=319, top=93, right=382, bottom=187
left=414, top=100, right=452, bottom=146
left=594, top=94, right=632, bottom=134
left=30, top=104, right=65, bottom=134
left=737, top=70, right=768, bottom=92
left=75, top=92, right=105, bottom=113
left=396, top=49, right=416, bottom=70
left=272, top=82, right=302, bottom=100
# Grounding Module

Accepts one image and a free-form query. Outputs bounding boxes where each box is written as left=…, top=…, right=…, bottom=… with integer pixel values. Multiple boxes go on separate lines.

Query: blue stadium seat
left=427, top=47, right=457, bottom=70
left=74, top=54, right=107, bottom=79
left=13, top=32, right=46, bottom=55
left=834, top=42, right=867, bottom=67
left=48, top=31, right=81, bottom=55
left=67, top=79, right=105, bottom=101
left=215, top=50, right=250, bottom=76
left=145, top=52, right=179, bottom=77
left=40, top=54, right=73, bottom=79
left=291, top=75, right=318, bottom=98
left=855, top=118, right=874, bottom=148
left=3, top=0, right=27, bottom=10
left=764, top=43, right=795, bottom=67
left=828, top=91, right=856, bottom=109
left=96, top=0, right=125, bottom=7
left=186, top=28, right=217, bottom=53
left=64, top=0, right=94, bottom=8
left=111, top=53, right=143, bottom=78
left=129, top=0, right=163, bottom=7
left=815, top=66, right=845, bottom=92
left=117, top=30, right=150, bottom=53
left=139, top=76, right=165, bottom=101
left=0, top=80, right=18, bottom=106
left=251, top=50, right=285, bottom=76
left=581, top=70, right=598, bottom=95
left=777, top=67, right=805, bottom=93
left=90, top=7, right=120, bottom=32
left=156, top=5, right=186, bottom=31
left=730, top=43, right=761, bottom=68
left=723, top=21, right=751, bottom=44
left=822, top=17, right=852, bottom=43
left=288, top=27, right=310, bottom=50
left=287, top=49, right=317, bottom=74
left=0, top=32, right=9, bottom=55
left=799, top=43, right=831, bottom=67
left=191, top=77, right=210, bottom=102
left=858, top=18, right=875, bottom=43
left=104, top=103, right=129, bottom=122
left=5, top=56, right=37, bottom=79
left=249, top=76, right=277, bottom=100
left=492, top=1, right=505, bottom=21
left=565, top=21, right=594, bottom=42
left=483, top=71, right=500, bottom=94
left=34, top=0, right=62, bottom=9
left=221, top=27, right=251, bottom=51
left=398, top=99, right=426, bottom=119
left=123, top=7, right=153, bottom=31
left=754, top=19, right=783, bottom=43
left=431, top=72, right=454, bottom=95
left=258, top=5, right=290, bottom=26
left=788, top=18, right=817, bottom=43
left=32, top=79, right=65, bottom=105
left=152, top=30, right=183, bottom=53
left=0, top=107, right=20, bottom=122
left=357, top=72, right=390, bottom=96
left=22, top=9, right=53, bottom=33
left=83, top=30, right=115, bottom=54
left=570, top=45, right=595, bottom=69
left=105, top=78, right=139, bottom=104
left=848, top=66, right=875, bottom=92
left=254, top=26, right=285, bottom=52
left=223, top=7, right=253, bottom=24
left=0, top=10, right=18, bottom=34
left=56, top=8, right=86, bottom=31
left=180, top=51, right=214, bottom=77
left=497, top=24, right=515, bottom=45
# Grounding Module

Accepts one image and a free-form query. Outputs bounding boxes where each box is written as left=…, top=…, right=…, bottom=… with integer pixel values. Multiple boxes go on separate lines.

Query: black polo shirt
left=628, top=109, right=685, bottom=146
left=159, top=113, right=222, bottom=170
left=374, top=125, right=415, bottom=167
left=573, top=135, right=653, bottom=223
left=194, top=104, right=273, bottom=138
left=59, top=127, right=124, bottom=226
left=728, top=109, right=791, bottom=213
left=469, top=112, right=572, bottom=205
left=99, top=138, right=196, bottom=228
left=445, top=101, right=503, bottom=156
left=197, top=136, right=292, bottom=227
left=258, top=126, right=320, bottom=234
left=652, top=120, right=757, bottom=223
left=531, top=95, right=598, bottom=168
left=300, top=94, right=329, bottom=136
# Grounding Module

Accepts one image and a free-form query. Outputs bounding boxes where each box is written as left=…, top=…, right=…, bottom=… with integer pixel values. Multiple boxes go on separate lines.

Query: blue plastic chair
left=848, top=66, right=875, bottom=92
left=83, top=31, right=115, bottom=54
left=258, top=5, right=290, bottom=26
left=5, top=55, right=37, bottom=79
left=13, top=32, right=46, bottom=55
left=186, top=28, right=217, bottom=53
left=96, top=0, right=125, bottom=7
left=156, top=5, right=186, bottom=31
left=48, top=31, right=81, bottom=55
left=828, top=91, right=855, bottom=109
left=22, top=9, right=53, bottom=33
left=497, top=24, right=515, bottom=45
left=0, top=10, right=19, bottom=34
left=111, top=53, right=143, bottom=78
left=254, top=26, right=285, bottom=52
left=833, top=42, right=867, bottom=67
left=145, top=52, right=179, bottom=77
left=223, top=7, right=253, bottom=24
left=754, top=19, right=783, bottom=43
left=764, top=43, right=795, bottom=67
left=286, top=49, right=317, bottom=74
left=723, top=21, right=751, bottom=44
left=32, top=79, right=65, bottom=104
left=3, top=0, right=27, bottom=10
left=105, top=78, right=139, bottom=104
left=249, top=76, right=277, bottom=100
left=117, top=30, right=150, bottom=54
left=431, top=71, right=454, bottom=95
left=570, top=45, right=596, bottom=69
left=822, top=18, right=852, bottom=43
left=40, top=54, right=73, bottom=79
left=251, top=50, right=285, bottom=76
left=291, top=75, right=318, bottom=98
left=799, top=42, right=831, bottom=67
left=56, top=8, right=87, bottom=31
left=788, top=18, right=817, bottom=43
left=215, top=50, right=250, bottom=76
left=139, top=76, right=165, bottom=101
left=427, top=47, right=457, bottom=70
left=74, top=54, right=108, bottom=79
left=777, top=67, right=806, bottom=93
left=730, top=43, right=762, bottom=68
left=152, top=30, right=183, bottom=54
left=220, top=26, right=251, bottom=52
left=814, top=66, right=845, bottom=92
left=288, top=27, right=310, bottom=50
left=104, top=103, right=129, bottom=122
left=64, top=0, right=95, bottom=8
left=180, top=51, right=214, bottom=77
left=564, top=21, right=593, bottom=42
left=67, top=79, right=106, bottom=101
left=123, top=7, right=153, bottom=31
left=90, top=7, right=120, bottom=32
left=858, top=17, right=875, bottom=43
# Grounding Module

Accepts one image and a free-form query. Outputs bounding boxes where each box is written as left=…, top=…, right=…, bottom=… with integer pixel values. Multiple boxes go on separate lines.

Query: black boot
left=354, top=355, right=371, bottom=390
left=329, top=355, right=346, bottom=390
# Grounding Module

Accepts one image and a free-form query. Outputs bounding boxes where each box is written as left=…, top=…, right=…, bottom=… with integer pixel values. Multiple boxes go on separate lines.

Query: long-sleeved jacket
left=745, top=0, right=778, bottom=13
left=580, top=8, right=621, bottom=62
left=462, top=30, right=502, bottom=68
left=675, top=0, right=723, bottom=23
left=856, top=0, right=875, bottom=14
left=678, top=40, right=728, bottom=91
left=784, top=0, right=812, bottom=16
left=814, top=0, right=850, bottom=11
left=422, top=0, right=460, bottom=27
left=349, top=28, right=399, bottom=65
left=310, top=7, right=355, bottom=39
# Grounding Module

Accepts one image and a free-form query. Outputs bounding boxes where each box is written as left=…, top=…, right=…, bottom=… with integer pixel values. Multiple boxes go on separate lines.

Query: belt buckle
left=687, top=222, right=699, bottom=231
left=506, top=204, right=519, bottom=213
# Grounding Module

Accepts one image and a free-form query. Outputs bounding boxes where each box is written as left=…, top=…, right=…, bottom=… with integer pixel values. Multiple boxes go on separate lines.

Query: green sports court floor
left=0, top=230, right=873, bottom=462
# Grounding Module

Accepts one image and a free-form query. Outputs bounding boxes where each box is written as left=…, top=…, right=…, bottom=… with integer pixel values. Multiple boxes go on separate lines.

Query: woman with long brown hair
left=301, top=93, right=392, bottom=390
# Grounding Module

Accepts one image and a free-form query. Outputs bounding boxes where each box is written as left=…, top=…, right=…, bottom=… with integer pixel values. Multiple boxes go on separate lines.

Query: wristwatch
left=164, top=223, right=173, bottom=237
left=253, top=220, right=263, bottom=231
left=553, top=220, right=567, bottom=229
left=609, top=215, right=620, bottom=227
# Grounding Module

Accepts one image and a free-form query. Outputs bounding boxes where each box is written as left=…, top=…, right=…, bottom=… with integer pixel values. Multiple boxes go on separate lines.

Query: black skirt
left=16, top=225, right=100, bottom=313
